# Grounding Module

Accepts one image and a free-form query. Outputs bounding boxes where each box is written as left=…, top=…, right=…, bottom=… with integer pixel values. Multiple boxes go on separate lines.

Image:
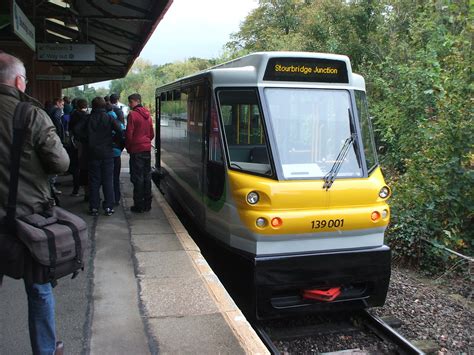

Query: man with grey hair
left=0, top=52, right=69, bottom=354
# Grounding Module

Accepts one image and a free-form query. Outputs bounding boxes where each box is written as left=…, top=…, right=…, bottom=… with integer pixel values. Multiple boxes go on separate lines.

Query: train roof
left=156, top=51, right=366, bottom=95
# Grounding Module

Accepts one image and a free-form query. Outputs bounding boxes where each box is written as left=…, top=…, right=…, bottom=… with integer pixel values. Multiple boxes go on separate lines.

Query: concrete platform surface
left=122, top=174, right=269, bottom=354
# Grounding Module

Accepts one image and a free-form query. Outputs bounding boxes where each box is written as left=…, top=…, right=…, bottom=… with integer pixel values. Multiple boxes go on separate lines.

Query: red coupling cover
left=302, top=287, right=342, bottom=302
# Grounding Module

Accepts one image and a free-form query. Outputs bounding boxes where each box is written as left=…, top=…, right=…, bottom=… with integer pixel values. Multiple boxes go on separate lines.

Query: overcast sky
left=141, top=0, right=258, bottom=64
left=92, top=0, right=258, bottom=88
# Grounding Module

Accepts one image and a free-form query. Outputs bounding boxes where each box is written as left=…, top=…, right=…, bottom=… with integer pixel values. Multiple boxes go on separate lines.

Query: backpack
left=112, top=118, right=126, bottom=151
left=72, top=114, right=90, bottom=143
left=113, top=105, right=124, bottom=123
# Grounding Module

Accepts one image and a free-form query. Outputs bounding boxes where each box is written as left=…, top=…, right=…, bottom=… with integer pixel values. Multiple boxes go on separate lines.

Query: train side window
left=217, top=89, right=272, bottom=176
left=355, top=90, right=378, bottom=172
left=209, top=100, right=224, bottom=163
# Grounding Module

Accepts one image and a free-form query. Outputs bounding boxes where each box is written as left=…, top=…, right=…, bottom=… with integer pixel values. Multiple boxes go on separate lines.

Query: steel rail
left=358, top=310, right=425, bottom=355
left=253, top=322, right=281, bottom=355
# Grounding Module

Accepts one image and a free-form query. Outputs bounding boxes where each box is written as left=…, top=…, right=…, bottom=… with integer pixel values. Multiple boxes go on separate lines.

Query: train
left=153, top=52, right=391, bottom=319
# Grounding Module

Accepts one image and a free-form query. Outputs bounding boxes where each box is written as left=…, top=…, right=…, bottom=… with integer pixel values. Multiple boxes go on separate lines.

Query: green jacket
left=0, top=84, right=69, bottom=219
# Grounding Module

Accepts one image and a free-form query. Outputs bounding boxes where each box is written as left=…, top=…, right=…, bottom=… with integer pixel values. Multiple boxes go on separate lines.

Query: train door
left=204, top=90, right=227, bottom=236
left=157, top=85, right=206, bottom=224
left=185, top=84, right=207, bottom=223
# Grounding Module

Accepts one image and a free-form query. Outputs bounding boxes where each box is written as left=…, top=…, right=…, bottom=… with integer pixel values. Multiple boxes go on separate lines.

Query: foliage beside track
left=69, top=0, right=472, bottom=273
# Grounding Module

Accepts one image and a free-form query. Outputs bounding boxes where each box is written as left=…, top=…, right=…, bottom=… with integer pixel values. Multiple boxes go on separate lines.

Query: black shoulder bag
left=0, top=102, right=88, bottom=285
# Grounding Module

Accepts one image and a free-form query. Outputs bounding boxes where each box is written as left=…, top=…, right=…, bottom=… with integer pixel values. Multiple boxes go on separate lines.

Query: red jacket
left=125, top=105, right=154, bottom=153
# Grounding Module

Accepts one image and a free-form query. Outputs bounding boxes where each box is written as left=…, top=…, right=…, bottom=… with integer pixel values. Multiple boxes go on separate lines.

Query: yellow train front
left=155, top=52, right=391, bottom=319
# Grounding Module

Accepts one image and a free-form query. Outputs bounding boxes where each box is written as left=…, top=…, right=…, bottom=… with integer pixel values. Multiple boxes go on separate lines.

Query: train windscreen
left=264, top=88, right=362, bottom=180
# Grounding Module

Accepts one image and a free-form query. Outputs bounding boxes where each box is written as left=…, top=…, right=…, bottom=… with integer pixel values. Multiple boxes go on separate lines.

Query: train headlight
left=379, top=186, right=391, bottom=199
left=382, top=209, right=389, bottom=219
left=256, top=218, right=267, bottom=228
left=247, top=191, right=259, bottom=205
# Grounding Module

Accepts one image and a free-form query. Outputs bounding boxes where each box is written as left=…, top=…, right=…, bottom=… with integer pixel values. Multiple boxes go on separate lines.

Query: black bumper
left=253, top=245, right=391, bottom=319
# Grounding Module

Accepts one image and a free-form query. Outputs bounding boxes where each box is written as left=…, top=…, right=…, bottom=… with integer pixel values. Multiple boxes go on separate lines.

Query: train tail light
left=371, top=211, right=381, bottom=221
left=303, top=287, right=342, bottom=302
left=271, top=217, right=283, bottom=227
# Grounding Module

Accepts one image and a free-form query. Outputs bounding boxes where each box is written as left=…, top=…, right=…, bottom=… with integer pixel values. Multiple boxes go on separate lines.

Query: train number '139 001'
left=311, top=219, right=344, bottom=229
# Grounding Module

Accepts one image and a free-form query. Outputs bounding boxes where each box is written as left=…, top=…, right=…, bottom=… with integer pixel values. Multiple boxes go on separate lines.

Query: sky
left=91, top=0, right=258, bottom=88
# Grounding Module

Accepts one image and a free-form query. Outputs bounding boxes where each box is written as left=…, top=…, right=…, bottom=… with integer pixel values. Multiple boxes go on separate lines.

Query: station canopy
left=0, top=0, right=172, bottom=87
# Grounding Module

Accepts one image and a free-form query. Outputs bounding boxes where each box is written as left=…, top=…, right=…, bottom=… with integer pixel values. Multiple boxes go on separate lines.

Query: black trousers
left=113, top=156, right=121, bottom=203
left=68, top=147, right=80, bottom=193
left=89, top=158, right=114, bottom=210
left=129, top=151, right=152, bottom=210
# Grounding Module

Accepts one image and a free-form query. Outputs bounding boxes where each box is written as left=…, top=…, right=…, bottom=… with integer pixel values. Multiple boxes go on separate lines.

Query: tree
left=63, top=84, right=108, bottom=106
left=227, top=0, right=308, bottom=53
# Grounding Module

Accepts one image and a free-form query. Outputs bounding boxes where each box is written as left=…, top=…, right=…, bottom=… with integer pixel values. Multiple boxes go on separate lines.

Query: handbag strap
left=56, top=219, right=83, bottom=266
left=5, top=102, right=32, bottom=227
left=42, top=227, right=57, bottom=279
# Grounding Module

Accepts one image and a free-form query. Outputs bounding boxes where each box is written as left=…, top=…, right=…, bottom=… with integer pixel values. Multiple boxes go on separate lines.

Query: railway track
left=253, top=310, right=424, bottom=355
left=357, top=310, right=424, bottom=354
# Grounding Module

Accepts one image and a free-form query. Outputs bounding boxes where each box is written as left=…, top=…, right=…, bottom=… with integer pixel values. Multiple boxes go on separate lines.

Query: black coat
left=70, top=109, right=88, bottom=144
left=86, top=109, right=122, bottom=160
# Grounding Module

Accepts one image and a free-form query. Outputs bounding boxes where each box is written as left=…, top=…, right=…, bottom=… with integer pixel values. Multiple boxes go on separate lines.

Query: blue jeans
left=89, top=158, right=115, bottom=210
left=25, top=282, right=56, bottom=355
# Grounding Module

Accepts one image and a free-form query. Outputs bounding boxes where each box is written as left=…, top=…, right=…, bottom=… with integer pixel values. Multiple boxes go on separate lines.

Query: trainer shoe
left=55, top=341, right=64, bottom=355
left=89, top=208, right=99, bottom=216
left=104, top=208, right=114, bottom=216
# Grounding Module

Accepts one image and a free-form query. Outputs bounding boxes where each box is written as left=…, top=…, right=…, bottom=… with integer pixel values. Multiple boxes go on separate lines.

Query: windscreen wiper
left=322, top=134, right=356, bottom=190
left=348, top=108, right=362, bottom=170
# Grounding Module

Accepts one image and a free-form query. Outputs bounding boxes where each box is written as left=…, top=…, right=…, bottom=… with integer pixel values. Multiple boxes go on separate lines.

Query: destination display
left=263, top=57, right=349, bottom=83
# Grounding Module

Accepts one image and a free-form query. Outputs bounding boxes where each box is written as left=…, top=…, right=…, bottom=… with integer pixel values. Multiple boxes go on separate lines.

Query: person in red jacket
left=125, top=93, right=154, bottom=212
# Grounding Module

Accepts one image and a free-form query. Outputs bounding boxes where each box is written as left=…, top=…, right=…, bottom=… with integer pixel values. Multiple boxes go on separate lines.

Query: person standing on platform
left=48, top=97, right=65, bottom=197
left=126, top=93, right=154, bottom=213
left=0, top=51, right=69, bottom=355
left=61, top=96, right=72, bottom=134
left=48, top=97, right=65, bottom=143
left=69, top=98, right=89, bottom=197
left=85, top=97, right=123, bottom=216
left=106, top=103, right=126, bottom=206
left=110, top=93, right=125, bottom=123
left=63, top=96, right=72, bottom=116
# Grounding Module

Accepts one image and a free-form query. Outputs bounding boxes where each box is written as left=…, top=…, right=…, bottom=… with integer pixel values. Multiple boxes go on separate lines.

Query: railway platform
left=0, top=153, right=268, bottom=354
